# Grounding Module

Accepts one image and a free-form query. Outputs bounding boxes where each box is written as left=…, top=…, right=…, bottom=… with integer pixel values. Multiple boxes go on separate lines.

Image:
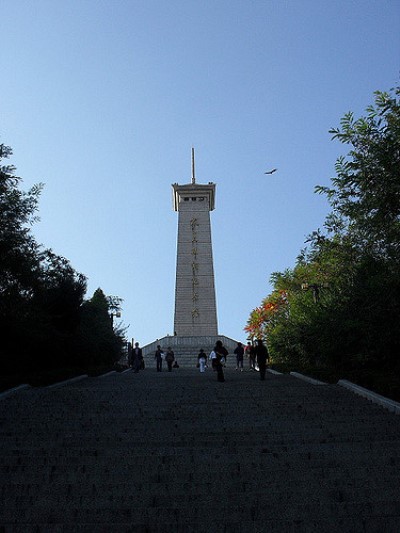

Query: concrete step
left=2, top=501, right=400, bottom=526
left=1, top=518, right=397, bottom=533
left=2, top=479, right=400, bottom=505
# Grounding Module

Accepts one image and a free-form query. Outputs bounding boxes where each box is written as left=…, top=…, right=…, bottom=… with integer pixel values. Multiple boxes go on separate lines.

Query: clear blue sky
left=1, top=0, right=399, bottom=347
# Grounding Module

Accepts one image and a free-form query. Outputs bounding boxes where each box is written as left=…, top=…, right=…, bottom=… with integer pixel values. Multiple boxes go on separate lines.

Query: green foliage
left=246, top=85, right=400, bottom=393
left=0, top=144, right=41, bottom=311
left=315, top=87, right=400, bottom=260
left=0, top=142, right=126, bottom=377
left=77, top=289, right=125, bottom=367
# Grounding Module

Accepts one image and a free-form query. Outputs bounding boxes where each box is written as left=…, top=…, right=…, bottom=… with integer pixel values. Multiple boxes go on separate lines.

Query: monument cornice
left=172, top=182, right=216, bottom=211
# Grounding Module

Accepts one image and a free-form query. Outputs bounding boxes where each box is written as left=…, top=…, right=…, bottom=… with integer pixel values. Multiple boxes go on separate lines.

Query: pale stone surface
left=172, top=182, right=218, bottom=337
left=141, top=178, right=240, bottom=361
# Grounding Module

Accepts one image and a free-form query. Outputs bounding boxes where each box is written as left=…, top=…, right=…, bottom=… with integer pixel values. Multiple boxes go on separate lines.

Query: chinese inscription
left=190, top=218, right=199, bottom=322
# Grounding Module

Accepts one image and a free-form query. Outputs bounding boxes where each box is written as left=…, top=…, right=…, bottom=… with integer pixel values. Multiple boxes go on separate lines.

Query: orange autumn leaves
left=245, top=290, right=288, bottom=340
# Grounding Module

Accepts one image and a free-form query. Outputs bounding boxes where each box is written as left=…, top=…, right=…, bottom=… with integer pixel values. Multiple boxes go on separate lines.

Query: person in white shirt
left=198, top=349, right=207, bottom=372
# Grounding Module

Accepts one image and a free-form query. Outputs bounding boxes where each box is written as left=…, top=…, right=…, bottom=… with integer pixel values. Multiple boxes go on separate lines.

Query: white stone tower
left=172, top=149, right=218, bottom=336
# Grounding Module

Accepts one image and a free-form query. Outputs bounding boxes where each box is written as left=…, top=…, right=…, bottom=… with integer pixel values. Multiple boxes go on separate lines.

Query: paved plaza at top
left=1, top=365, right=400, bottom=532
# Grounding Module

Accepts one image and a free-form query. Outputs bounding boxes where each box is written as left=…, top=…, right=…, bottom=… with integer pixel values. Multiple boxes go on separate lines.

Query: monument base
left=142, top=335, right=240, bottom=368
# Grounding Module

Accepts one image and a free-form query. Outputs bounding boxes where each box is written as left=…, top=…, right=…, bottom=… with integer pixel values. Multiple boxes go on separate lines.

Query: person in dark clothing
left=234, top=342, right=245, bottom=371
left=127, top=342, right=133, bottom=368
left=155, top=345, right=164, bottom=372
left=254, top=339, right=269, bottom=380
left=245, top=341, right=256, bottom=370
left=165, top=347, right=175, bottom=371
left=131, top=342, right=143, bottom=373
left=214, top=340, right=228, bottom=382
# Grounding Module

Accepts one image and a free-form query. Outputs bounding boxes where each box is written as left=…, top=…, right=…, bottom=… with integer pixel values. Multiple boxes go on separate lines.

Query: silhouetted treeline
left=0, top=142, right=125, bottom=377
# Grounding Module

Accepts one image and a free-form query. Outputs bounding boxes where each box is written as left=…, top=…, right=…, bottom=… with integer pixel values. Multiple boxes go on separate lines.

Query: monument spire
left=191, top=147, right=196, bottom=184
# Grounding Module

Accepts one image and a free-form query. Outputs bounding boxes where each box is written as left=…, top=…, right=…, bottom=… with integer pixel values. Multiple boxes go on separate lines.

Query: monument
left=142, top=150, right=238, bottom=364
left=172, top=148, right=218, bottom=336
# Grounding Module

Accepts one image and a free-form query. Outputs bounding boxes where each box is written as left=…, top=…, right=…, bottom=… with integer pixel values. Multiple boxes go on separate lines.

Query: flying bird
left=264, top=168, right=277, bottom=175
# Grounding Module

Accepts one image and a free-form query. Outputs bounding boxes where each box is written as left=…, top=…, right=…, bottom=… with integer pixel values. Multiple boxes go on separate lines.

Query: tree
left=78, top=288, right=125, bottom=367
left=310, top=86, right=400, bottom=369
left=0, top=143, right=42, bottom=312
left=0, top=143, right=43, bottom=363
left=245, top=85, right=400, bottom=378
left=315, top=87, right=400, bottom=261
left=0, top=140, right=127, bottom=377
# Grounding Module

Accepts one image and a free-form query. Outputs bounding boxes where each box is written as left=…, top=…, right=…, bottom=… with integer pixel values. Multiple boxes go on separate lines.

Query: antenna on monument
left=191, top=147, right=196, bottom=184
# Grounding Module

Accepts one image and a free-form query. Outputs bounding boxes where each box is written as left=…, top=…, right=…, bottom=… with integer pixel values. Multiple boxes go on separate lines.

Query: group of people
left=198, top=340, right=229, bottom=382
left=198, top=339, right=270, bottom=381
left=128, top=339, right=270, bottom=381
left=248, top=340, right=270, bottom=380
left=154, top=345, right=179, bottom=372
left=127, top=342, right=179, bottom=373
left=237, top=341, right=268, bottom=374
left=127, top=342, right=144, bottom=373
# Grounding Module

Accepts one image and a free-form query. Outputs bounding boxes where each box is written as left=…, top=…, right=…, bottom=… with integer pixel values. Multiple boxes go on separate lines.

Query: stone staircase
left=141, top=335, right=240, bottom=369
left=1, top=368, right=400, bottom=531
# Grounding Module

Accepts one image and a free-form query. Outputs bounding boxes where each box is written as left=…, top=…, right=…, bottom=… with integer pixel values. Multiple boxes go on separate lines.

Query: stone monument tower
left=141, top=150, right=238, bottom=364
left=172, top=149, right=218, bottom=336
